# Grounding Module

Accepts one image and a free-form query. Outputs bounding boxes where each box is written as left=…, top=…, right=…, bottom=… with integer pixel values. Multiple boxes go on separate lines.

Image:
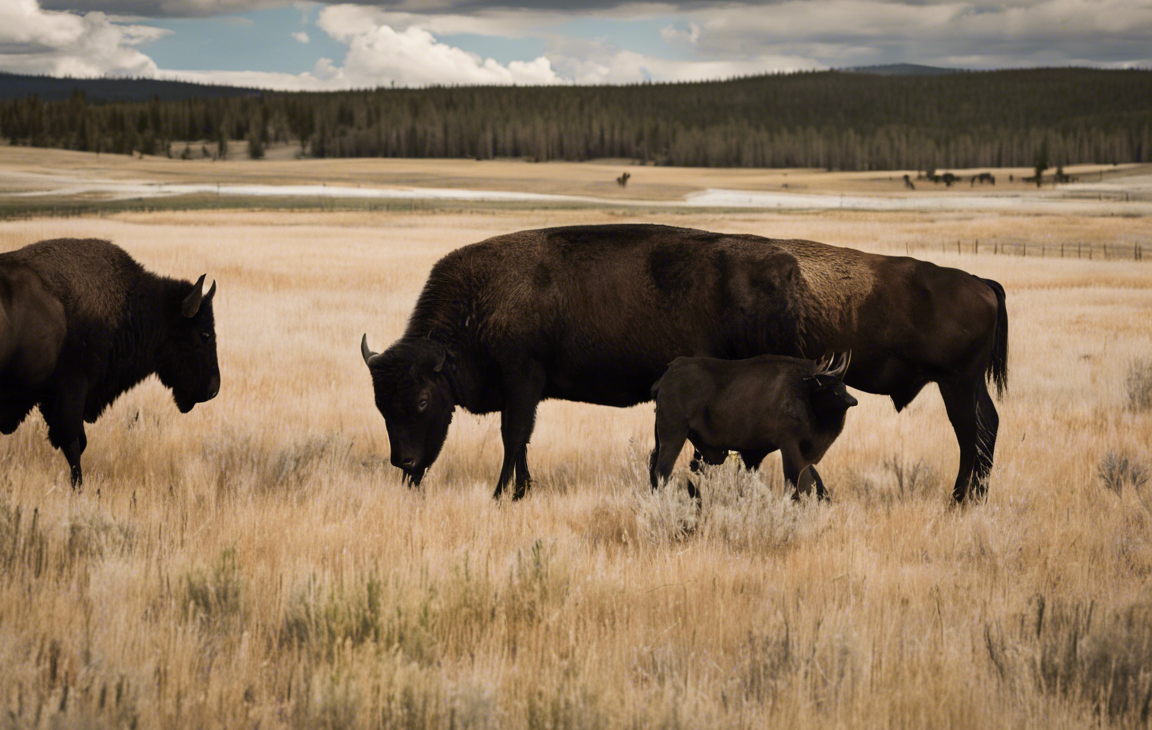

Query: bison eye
left=200, top=331, right=211, bottom=342
left=418, top=398, right=428, bottom=411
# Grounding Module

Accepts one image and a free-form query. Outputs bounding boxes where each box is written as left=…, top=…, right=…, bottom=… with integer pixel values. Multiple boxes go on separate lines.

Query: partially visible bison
left=0, top=238, right=220, bottom=487
left=361, top=224, right=1007, bottom=503
left=649, top=352, right=857, bottom=501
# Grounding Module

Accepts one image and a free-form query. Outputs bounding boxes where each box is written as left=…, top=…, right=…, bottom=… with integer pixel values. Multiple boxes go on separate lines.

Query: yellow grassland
left=1, top=205, right=1151, bottom=729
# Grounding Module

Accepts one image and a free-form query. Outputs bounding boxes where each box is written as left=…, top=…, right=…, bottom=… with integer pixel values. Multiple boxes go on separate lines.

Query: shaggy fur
left=0, top=238, right=220, bottom=487
left=364, top=224, right=1008, bottom=502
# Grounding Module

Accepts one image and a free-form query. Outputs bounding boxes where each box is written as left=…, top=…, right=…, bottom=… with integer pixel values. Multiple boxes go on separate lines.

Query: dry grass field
left=2, top=200, right=1152, bottom=729
left=2, top=145, right=1146, bottom=202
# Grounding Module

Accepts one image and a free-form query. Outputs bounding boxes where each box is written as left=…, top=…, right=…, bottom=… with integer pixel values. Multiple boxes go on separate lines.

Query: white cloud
left=0, top=0, right=168, bottom=77
left=6, top=0, right=1151, bottom=92
left=313, top=5, right=563, bottom=86
left=553, top=48, right=823, bottom=84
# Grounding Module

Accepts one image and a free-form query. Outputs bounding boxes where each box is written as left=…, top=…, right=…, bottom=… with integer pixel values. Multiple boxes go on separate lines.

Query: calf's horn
left=829, top=351, right=852, bottom=378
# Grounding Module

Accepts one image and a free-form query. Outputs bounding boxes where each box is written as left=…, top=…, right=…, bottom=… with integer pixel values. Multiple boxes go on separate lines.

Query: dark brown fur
left=362, top=224, right=1007, bottom=502
left=0, top=239, right=221, bottom=487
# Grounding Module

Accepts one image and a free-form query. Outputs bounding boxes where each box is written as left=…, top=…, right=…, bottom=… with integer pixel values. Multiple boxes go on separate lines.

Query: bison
left=1, top=238, right=220, bottom=487
left=360, top=224, right=1007, bottom=503
left=649, top=353, right=857, bottom=501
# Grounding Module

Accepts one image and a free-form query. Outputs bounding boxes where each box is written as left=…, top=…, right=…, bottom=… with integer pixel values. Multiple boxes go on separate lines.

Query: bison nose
left=206, top=375, right=221, bottom=400
left=845, top=394, right=859, bottom=407
left=391, top=454, right=415, bottom=468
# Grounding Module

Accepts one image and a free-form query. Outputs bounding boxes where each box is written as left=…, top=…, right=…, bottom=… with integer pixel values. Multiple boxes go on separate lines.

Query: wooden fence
left=939, top=239, right=1148, bottom=261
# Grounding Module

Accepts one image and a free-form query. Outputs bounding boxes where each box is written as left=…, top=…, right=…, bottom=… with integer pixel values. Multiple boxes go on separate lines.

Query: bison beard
left=362, top=224, right=1007, bottom=503
left=0, top=239, right=221, bottom=488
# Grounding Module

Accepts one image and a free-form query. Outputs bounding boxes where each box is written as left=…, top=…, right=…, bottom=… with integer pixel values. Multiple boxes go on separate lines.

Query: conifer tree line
left=2, top=68, right=1149, bottom=170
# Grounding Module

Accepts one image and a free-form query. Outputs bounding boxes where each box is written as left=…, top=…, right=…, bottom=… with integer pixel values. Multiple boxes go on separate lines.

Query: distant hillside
left=0, top=73, right=258, bottom=103
left=1, top=68, right=1149, bottom=170
left=850, top=64, right=963, bottom=76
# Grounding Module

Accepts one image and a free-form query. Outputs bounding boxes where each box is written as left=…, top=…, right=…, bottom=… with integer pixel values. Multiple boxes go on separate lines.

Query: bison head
left=158, top=274, right=221, bottom=413
left=806, top=352, right=858, bottom=413
left=361, top=335, right=455, bottom=486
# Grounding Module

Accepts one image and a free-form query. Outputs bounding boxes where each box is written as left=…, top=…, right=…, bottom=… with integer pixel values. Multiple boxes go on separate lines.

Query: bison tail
left=650, top=371, right=669, bottom=402
left=981, top=277, right=1008, bottom=398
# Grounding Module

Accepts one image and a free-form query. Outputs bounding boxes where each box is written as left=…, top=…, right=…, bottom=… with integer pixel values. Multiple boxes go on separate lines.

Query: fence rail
left=939, top=239, right=1148, bottom=261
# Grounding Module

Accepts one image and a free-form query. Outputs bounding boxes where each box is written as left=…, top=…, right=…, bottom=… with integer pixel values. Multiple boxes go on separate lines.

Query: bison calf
left=649, top=353, right=856, bottom=501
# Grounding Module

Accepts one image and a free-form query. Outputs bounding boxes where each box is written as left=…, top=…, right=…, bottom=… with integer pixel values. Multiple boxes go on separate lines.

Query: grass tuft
left=1098, top=451, right=1149, bottom=495
left=1127, top=358, right=1152, bottom=412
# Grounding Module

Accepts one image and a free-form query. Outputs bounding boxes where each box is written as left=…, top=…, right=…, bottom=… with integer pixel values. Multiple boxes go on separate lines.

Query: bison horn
left=828, top=351, right=852, bottom=378
left=361, top=334, right=379, bottom=366
left=814, top=352, right=834, bottom=373
left=181, top=274, right=208, bottom=318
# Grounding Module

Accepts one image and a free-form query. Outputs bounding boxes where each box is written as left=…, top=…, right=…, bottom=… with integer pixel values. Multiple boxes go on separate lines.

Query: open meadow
left=2, top=166, right=1152, bottom=728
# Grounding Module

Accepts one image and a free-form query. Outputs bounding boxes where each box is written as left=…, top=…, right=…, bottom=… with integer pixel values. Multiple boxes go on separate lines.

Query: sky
left=1, top=0, right=1150, bottom=90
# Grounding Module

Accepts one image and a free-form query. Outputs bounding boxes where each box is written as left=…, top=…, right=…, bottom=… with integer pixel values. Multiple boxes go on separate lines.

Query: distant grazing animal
left=361, top=224, right=1007, bottom=503
left=971, top=172, right=996, bottom=186
left=616, top=172, right=631, bottom=188
left=903, top=174, right=916, bottom=190
left=1, top=239, right=220, bottom=487
left=650, top=352, right=857, bottom=501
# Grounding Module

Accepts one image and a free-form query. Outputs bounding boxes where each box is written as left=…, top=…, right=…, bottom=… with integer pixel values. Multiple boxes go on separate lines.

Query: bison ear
left=361, top=334, right=380, bottom=367
left=433, top=347, right=456, bottom=373
left=182, top=274, right=208, bottom=318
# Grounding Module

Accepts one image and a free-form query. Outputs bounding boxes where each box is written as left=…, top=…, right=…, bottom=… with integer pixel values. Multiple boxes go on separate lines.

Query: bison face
left=362, top=336, right=455, bottom=486
left=158, top=275, right=221, bottom=413
left=807, top=375, right=858, bottom=414
left=806, top=352, right=857, bottom=417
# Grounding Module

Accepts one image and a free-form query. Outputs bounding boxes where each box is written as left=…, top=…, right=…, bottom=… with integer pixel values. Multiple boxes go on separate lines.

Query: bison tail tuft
left=981, top=277, right=1008, bottom=398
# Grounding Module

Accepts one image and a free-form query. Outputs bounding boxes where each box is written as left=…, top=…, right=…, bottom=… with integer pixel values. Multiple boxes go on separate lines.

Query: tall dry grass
left=1, top=208, right=1151, bottom=729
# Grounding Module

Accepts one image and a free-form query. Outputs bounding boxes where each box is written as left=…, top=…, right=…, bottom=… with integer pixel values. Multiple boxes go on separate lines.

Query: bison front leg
left=806, top=466, right=830, bottom=501
left=781, top=447, right=811, bottom=502
left=41, top=381, right=89, bottom=489
left=494, top=367, right=545, bottom=501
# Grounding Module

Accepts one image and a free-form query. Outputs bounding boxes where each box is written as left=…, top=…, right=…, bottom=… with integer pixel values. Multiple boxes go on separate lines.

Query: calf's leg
left=650, top=421, right=689, bottom=491
left=780, top=446, right=811, bottom=502
left=739, top=449, right=772, bottom=471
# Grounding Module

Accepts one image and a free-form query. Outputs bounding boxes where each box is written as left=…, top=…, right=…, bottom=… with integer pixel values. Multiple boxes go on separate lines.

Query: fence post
left=975, top=239, right=979, bottom=255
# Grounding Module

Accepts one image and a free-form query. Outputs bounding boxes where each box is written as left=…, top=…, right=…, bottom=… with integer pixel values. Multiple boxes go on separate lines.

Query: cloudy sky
left=2, top=0, right=1150, bottom=90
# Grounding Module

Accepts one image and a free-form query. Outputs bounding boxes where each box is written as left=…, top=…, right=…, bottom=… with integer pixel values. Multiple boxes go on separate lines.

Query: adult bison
left=361, top=224, right=1007, bottom=503
left=1, top=238, right=220, bottom=487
